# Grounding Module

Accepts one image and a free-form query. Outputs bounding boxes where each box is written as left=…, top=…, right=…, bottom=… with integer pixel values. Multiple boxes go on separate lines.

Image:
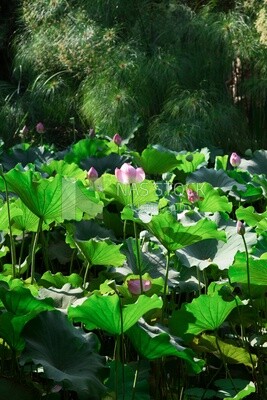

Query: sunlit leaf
left=169, top=289, right=242, bottom=341
left=4, top=168, right=102, bottom=223
left=68, top=293, right=163, bottom=334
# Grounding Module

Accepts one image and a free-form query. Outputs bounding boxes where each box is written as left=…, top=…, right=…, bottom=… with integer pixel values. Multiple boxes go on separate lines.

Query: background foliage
left=1, top=0, right=267, bottom=151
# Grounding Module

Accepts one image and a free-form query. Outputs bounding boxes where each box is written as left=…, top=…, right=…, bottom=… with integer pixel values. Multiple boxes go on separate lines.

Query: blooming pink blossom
left=127, top=279, right=152, bottom=295
left=115, top=163, right=145, bottom=184
left=113, top=133, right=122, bottom=146
left=36, top=122, right=45, bottom=134
left=87, top=167, right=98, bottom=182
left=230, top=152, right=241, bottom=167
left=186, top=188, right=200, bottom=203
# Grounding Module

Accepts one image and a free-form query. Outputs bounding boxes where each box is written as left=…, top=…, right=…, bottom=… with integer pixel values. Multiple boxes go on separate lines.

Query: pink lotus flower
left=115, top=163, right=145, bottom=184
left=127, top=279, right=152, bottom=295
left=236, top=220, right=245, bottom=236
left=36, top=122, right=45, bottom=134
left=87, top=167, right=98, bottom=181
left=186, top=188, right=200, bottom=203
left=113, top=133, right=122, bottom=146
left=230, top=152, right=241, bottom=167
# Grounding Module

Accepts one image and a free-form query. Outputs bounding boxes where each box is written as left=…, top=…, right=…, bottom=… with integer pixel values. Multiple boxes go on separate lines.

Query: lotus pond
left=0, top=135, right=266, bottom=400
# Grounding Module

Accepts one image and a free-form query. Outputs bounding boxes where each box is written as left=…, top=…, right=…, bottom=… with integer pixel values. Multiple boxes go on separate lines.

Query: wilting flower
left=115, top=163, right=145, bottom=184
left=87, top=167, right=98, bottom=182
left=36, top=122, right=45, bottom=134
left=230, top=152, right=241, bottom=167
left=113, top=133, right=122, bottom=146
left=127, top=279, right=151, bottom=295
left=186, top=188, right=200, bottom=203
left=236, top=220, right=245, bottom=236
left=19, top=125, right=29, bottom=136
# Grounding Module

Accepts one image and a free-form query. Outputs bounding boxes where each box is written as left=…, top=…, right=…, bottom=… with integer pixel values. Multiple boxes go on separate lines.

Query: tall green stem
left=241, top=235, right=251, bottom=300
left=30, top=218, right=43, bottom=284
left=130, top=184, right=143, bottom=294
left=2, top=175, right=16, bottom=277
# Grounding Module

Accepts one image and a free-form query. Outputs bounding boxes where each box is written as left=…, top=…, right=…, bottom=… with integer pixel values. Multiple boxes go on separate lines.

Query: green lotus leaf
left=238, top=149, right=267, bottom=175
left=74, top=238, right=126, bottom=267
left=229, top=251, right=267, bottom=289
left=1, top=144, right=54, bottom=171
left=214, top=379, right=256, bottom=400
left=0, top=202, right=23, bottom=233
left=236, top=206, right=267, bottom=235
left=196, top=334, right=257, bottom=368
left=184, top=182, right=232, bottom=213
left=42, top=159, right=86, bottom=181
left=127, top=318, right=204, bottom=373
left=176, top=151, right=208, bottom=173
left=100, top=173, right=158, bottom=206
left=187, top=168, right=246, bottom=194
left=80, top=153, right=130, bottom=176
left=215, top=155, right=228, bottom=170
left=169, top=289, right=242, bottom=341
left=177, top=217, right=257, bottom=270
left=20, top=311, right=106, bottom=399
left=133, top=145, right=180, bottom=175
left=0, top=285, right=54, bottom=351
left=39, top=284, right=86, bottom=312
left=147, top=212, right=226, bottom=252
left=64, top=138, right=109, bottom=164
left=38, top=271, right=83, bottom=289
left=12, top=198, right=49, bottom=233
left=68, top=293, right=163, bottom=334
left=4, top=168, right=103, bottom=223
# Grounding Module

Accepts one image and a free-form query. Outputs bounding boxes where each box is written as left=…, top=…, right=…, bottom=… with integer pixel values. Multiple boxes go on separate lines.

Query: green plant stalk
left=83, top=261, right=90, bottom=289
left=18, top=230, right=26, bottom=275
left=30, top=218, right=43, bottom=284
left=114, top=286, right=125, bottom=400
left=130, top=184, right=143, bottom=294
left=162, top=250, right=171, bottom=322
left=131, top=357, right=140, bottom=400
left=215, top=332, right=238, bottom=395
left=241, top=235, right=251, bottom=300
left=3, top=175, right=17, bottom=277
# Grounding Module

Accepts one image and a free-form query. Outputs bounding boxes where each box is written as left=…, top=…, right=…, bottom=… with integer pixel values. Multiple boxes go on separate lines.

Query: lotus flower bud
left=115, top=163, right=145, bottom=184
left=186, top=188, right=200, bottom=203
left=36, top=122, right=45, bottom=134
left=236, top=220, right=245, bottom=236
left=127, top=279, right=152, bottom=295
left=230, top=152, right=241, bottom=167
left=87, top=167, right=98, bottom=182
left=186, top=154, right=194, bottom=162
left=113, top=133, right=122, bottom=146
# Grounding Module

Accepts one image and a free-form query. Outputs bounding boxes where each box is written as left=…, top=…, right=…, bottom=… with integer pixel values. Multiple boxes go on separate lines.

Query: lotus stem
left=30, top=218, right=42, bottom=284
left=241, top=235, right=251, bottom=300
left=130, top=184, right=143, bottom=294
left=2, top=174, right=16, bottom=277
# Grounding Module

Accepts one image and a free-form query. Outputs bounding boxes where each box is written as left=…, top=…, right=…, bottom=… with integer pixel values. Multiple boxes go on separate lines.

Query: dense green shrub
left=1, top=0, right=267, bottom=151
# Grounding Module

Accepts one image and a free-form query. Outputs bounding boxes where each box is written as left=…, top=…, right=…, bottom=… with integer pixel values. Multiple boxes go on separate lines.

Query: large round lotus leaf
left=20, top=310, right=106, bottom=399
left=4, top=168, right=102, bottom=223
